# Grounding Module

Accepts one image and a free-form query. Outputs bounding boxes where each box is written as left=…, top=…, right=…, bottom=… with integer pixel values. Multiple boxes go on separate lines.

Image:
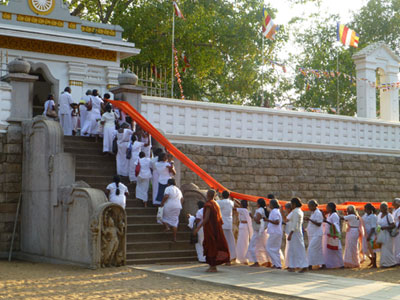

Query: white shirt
left=253, top=207, right=266, bottom=233
left=378, top=212, right=394, bottom=228
left=324, top=212, right=341, bottom=234
left=287, top=207, right=303, bottom=233
left=138, top=157, right=152, bottom=179
left=362, top=213, right=377, bottom=235
left=306, top=209, right=323, bottom=236
left=216, top=198, right=234, bottom=230
left=101, top=112, right=116, bottom=128
left=394, top=207, right=400, bottom=228
left=285, top=211, right=293, bottom=235
left=267, top=208, right=282, bottom=235
left=43, top=99, right=55, bottom=115
left=90, top=95, right=103, bottom=114
left=164, top=185, right=183, bottom=209
left=196, top=207, right=204, bottom=226
left=106, top=182, right=129, bottom=209
left=344, top=214, right=360, bottom=228
left=155, top=161, right=172, bottom=185
left=131, top=141, right=144, bottom=159
left=59, top=92, right=73, bottom=114
left=80, top=95, right=91, bottom=112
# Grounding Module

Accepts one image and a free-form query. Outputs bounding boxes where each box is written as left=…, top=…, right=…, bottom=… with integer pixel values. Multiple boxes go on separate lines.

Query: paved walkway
left=133, top=264, right=400, bottom=300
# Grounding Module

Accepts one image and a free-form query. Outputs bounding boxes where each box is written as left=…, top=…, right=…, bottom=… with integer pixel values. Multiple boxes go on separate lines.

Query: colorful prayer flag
left=262, top=8, right=279, bottom=40
left=173, top=1, right=184, bottom=19
left=337, top=23, right=359, bottom=48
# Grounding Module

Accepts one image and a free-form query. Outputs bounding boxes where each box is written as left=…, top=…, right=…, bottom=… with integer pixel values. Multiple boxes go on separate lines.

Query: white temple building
left=0, top=0, right=139, bottom=116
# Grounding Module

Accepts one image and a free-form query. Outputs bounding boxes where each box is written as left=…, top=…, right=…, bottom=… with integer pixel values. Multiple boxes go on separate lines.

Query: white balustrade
left=142, top=96, right=400, bottom=156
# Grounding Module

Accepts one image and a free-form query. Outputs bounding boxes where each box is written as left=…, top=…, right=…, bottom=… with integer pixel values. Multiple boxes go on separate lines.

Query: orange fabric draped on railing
left=109, top=100, right=392, bottom=212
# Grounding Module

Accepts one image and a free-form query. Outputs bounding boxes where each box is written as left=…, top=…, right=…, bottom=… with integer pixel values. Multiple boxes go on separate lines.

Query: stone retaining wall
left=0, top=124, right=22, bottom=256
left=176, top=143, right=400, bottom=203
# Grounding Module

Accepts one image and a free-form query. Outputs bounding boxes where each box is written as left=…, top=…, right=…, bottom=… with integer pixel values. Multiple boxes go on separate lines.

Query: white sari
left=236, top=208, right=253, bottom=263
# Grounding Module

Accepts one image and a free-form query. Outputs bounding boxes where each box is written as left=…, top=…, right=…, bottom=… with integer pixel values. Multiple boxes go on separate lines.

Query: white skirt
left=152, top=171, right=159, bottom=203
left=236, top=224, right=251, bottom=263
left=266, top=232, right=282, bottom=268
left=162, top=206, right=181, bottom=228
left=103, top=126, right=114, bottom=153
left=307, top=234, right=324, bottom=266
left=287, top=231, right=308, bottom=269
left=60, top=114, right=72, bottom=136
left=394, top=233, right=400, bottom=265
left=344, top=228, right=360, bottom=268
left=323, top=234, right=344, bottom=268
left=223, top=229, right=236, bottom=260
left=116, top=141, right=129, bottom=177
left=380, top=231, right=396, bottom=267
left=246, top=231, right=268, bottom=264
left=136, top=177, right=150, bottom=202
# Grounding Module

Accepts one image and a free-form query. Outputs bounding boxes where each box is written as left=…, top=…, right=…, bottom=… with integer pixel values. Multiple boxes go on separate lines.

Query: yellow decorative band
left=0, top=35, right=117, bottom=62
left=69, top=80, right=83, bottom=87
left=68, top=22, right=77, bottom=29
left=2, top=12, right=12, bottom=20
left=107, top=84, right=117, bottom=90
left=17, top=14, right=63, bottom=27
left=81, top=26, right=116, bottom=37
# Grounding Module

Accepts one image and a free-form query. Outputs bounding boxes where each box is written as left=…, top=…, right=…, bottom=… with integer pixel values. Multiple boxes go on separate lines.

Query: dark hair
left=267, top=194, right=275, bottom=199
left=139, top=151, right=145, bottom=158
left=270, top=199, right=280, bottom=209
left=92, top=89, right=98, bottom=96
left=257, top=198, right=268, bottom=218
left=167, top=178, right=176, bottom=186
left=125, top=116, right=132, bottom=124
left=291, top=197, right=302, bottom=208
left=364, top=203, right=376, bottom=213
left=64, top=86, right=71, bottom=92
left=241, top=200, right=248, bottom=208
left=197, top=201, right=205, bottom=209
left=105, top=103, right=112, bottom=112
left=222, top=190, right=230, bottom=199
left=86, top=89, right=92, bottom=96
left=131, top=134, right=137, bottom=142
left=47, top=94, right=54, bottom=100
left=113, top=175, right=121, bottom=196
left=153, top=148, right=163, bottom=157
left=158, top=152, right=167, bottom=162
left=104, top=93, right=111, bottom=99
left=327, top=202, right=337, bottom=213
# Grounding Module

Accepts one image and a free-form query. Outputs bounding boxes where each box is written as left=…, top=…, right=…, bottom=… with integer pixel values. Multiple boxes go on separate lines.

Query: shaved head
left=207, top=189, right=216, bottom=201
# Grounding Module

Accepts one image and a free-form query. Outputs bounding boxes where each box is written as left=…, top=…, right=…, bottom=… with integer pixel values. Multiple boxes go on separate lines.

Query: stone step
left=126, top=207, right=158, bottom=215
left=127, top=223, right=190, bottom=233
left=76, top=167, right=117, bottom=177
left=127, top=249, right=197, bottom=260
left=74, top=153, right=116, bottom=163
left=64, top=136, right=97, bottom=143
left=126, top=256, right=197, bottom=265
left=65, top=146, right=108, bottom=156
left=127, top=240, right=194, bottom=252
left=64, top=139, right=103, bottom=148
left=76, top=161, right=116, bottom=170
left=127, top=214, right=188, bottom=224
left=127, top=232, right=192, bottom=242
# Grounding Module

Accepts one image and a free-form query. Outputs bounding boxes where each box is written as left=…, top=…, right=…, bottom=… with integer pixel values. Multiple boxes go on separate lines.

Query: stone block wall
left=0, top=124, right=22, bottom=257
left=176, top=143, right=400, bottom=204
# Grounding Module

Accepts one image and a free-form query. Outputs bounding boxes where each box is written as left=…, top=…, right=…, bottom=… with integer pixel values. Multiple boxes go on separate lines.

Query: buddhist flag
left=337, top=23, right=359, bottom=48
left=173, top=1, right=184, bottom=19
left=262, top=8, right=279, bottom=40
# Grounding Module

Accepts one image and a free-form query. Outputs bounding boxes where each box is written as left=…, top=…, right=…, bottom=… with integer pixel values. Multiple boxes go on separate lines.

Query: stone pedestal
left=4, top=73, right=38, bottom=121
left=110, top=85, right=146, bottom=113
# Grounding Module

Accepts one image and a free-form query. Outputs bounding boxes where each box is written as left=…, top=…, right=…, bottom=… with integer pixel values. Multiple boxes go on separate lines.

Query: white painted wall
left=142, top=96, right=400, bottom=156
left=0, top=81, right=12, bottom=133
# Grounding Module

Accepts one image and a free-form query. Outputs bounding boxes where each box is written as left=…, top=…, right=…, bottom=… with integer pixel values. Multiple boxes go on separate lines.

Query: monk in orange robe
left=195, top=189, right=230, bottom=272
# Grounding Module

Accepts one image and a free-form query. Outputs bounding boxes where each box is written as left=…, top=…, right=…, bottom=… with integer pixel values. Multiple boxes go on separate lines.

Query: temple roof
left=353, top=41, right=400, bottom=63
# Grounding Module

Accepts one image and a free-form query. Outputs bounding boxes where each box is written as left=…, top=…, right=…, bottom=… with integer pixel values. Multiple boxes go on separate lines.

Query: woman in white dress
left=161, top=178, right=184, bottom=242
left=100, top=103, right=116, bottom=154
left=377, top=202, right=397, bottom=268
left=246, top=198, right=269, bottom=267
left=154, top=153, right=176, bottom=206
left=323, top=202, right=344, bottom=269
left=82, top=89, right=103, bottom=137
left=151, top=148, right=163, bottom=204
left=79, top=90, right=91, bottom=135
left=105, top=175, right=129, bottom=209
left=362, top=203, right=378, bottom=268
left=342, top=205, right=362, bottom=268
left=236, top=200, right=253, bottom=264
left=305, top=200, right=324, bottom=270
left=43, top=94, right=57, bottom=119
left=282, top=202, right=292, bottom=268
left=115, top=124, right=133, bottom=177
left=136, top=151, right=152, bottom=207
left=128, top=134, right=147, bottom=183
left=286, top=198, right=308, bottom=272
left=265, top=199, right=283, bottom=269
left=195, top=201, right=206, bottom=263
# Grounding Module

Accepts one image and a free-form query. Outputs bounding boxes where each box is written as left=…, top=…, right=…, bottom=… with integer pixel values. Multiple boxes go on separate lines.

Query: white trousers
left=223, top=229, right=236, bottom=260
left=196, top=228, right=206, bottom=262
left=266, top=232, right=282, bottom=268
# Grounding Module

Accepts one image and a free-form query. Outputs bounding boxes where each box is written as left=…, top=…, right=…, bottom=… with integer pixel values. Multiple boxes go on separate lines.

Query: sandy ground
left=0, top=260, right=296, bottom=300
left=1, top=259, right=399, bottom=300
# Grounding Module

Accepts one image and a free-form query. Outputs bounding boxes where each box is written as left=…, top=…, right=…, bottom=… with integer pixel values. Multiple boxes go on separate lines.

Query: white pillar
left=354, top=60, right=377, bottom=119
left=380, top=68, right=399, bottom=122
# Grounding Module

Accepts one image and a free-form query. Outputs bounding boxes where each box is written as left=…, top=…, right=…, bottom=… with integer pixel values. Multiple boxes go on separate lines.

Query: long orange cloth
left=109, top=100, right=393, bottom=212
left=203, top=200, right=230, bottom=266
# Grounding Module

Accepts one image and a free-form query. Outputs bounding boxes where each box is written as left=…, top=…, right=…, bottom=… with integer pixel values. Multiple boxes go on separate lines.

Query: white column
left=354, top=59, right=377, bottom=119
left=380, top=68, right=399, bottom=122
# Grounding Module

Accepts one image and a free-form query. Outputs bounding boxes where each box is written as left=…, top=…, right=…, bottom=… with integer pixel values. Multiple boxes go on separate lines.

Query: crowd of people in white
left=189, top=195, right=400, bottom=271
left=48, top=86, right=400, bottom=270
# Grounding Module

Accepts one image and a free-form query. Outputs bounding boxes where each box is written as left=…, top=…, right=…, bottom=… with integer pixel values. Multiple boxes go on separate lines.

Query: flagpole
left=171, top=7, right=175, bottom=98
left=336, top=47, right=339, bottom=114
left=261, top=34, right=265, bottom=107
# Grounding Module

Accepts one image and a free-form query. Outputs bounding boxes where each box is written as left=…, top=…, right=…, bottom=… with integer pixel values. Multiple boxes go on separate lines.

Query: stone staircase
left=64, top=136, right=197, bottom=264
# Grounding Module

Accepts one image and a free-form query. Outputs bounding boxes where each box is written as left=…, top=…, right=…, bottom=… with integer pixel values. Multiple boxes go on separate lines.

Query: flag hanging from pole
left=173, top=1, right=185, bottom=19
left=262, top=8, right=279, bottom=40
left=337, top=23, right=359, bottom=48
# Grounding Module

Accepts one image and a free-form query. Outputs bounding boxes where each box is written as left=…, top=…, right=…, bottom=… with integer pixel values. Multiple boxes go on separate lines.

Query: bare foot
left=206, top=267, right=217, bottom=272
